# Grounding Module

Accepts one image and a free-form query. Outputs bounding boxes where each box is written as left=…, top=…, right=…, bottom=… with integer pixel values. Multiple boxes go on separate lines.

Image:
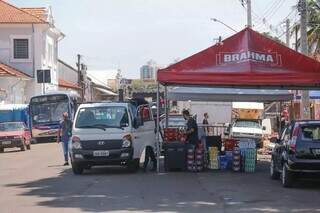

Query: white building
left=0, top=1, right=64, bottom=104
left=140, top=60, right=158, bottom=81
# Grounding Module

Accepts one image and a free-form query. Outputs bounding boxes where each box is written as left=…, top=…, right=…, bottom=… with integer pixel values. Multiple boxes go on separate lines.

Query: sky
left=11, top=0, right=298, bottom=78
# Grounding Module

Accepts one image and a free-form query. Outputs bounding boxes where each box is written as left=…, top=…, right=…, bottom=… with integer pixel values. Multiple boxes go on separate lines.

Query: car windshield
left=234, top=120, right=261, bottom=129
left=75, top=106, right=129, bottom=129
left=31, top=100, right=69, bottom=125
left=301, top=125, right=320, bottom=141
left=0, top=122, right=25, bottom=131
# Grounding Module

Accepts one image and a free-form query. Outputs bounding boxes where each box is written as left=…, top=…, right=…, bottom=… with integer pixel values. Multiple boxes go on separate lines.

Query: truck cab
left=70, top=102, right=156, bottom=174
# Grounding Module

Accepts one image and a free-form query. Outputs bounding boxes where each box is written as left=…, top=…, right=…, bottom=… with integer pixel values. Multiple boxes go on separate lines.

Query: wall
left=0, top=77, right=27, bottom=104
left=177, top=101, right=232, bottom=124
left=58, top=60, right=78, bottom=83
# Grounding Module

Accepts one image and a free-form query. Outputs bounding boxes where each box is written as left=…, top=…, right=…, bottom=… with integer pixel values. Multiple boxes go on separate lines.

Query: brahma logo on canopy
left=217, top=51, right=282, bottom=66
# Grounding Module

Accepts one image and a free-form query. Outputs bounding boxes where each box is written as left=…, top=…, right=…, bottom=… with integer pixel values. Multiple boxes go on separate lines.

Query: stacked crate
left=208, top=147, right=219, bottom=169
left=195, top=147, right=204, bottom=172
left=186, top=146, right=195, bottom=172
left=164, top=128, right=178, bottom=142
left=232, top=146, right=241, bottom=172
left=219, top=155, right=229, bottom=170
left=245, top=148, right=256, bottom=173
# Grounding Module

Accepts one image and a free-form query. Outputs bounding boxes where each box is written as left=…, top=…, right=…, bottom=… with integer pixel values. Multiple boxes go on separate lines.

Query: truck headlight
left=122, top=139, right=131, bottom=148
left=122, top=134, right=132, bottom=148
left=72, top=136, right=82, bottom=149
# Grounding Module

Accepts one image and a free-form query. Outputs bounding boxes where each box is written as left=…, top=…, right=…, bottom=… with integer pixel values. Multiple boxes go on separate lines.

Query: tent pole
left=156, top=82, right=160, bottom=173
left=165, top=85, right=168, bottom=128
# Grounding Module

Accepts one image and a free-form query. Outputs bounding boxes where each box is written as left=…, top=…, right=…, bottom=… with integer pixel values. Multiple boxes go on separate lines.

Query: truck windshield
left=0, top=122, right=25, bottom=131
left=234, top=120, right=261, bottom=129
left=75, top=106, right=129, bottom=129
left=301, top=125, right=320, bottom=141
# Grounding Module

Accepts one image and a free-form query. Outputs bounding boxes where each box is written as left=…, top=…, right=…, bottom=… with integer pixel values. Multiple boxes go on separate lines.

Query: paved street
left=1, top=143, right=320, bottom=213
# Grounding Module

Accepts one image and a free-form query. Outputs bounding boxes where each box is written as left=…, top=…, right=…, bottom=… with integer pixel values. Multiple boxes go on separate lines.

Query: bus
left=29, top=91, right=80, bottom=143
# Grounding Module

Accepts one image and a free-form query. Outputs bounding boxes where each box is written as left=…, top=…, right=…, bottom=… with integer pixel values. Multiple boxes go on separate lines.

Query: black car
left=270, top=120, right=320, bottom=187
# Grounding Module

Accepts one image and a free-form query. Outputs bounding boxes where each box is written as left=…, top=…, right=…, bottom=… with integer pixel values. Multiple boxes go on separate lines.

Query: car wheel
left=127, top=159, right=140, bottom=173
left=282, top=163, right=294, bottom=188
left=0, top=147, right=4, bottom=153
left=72, top=162, right=84, bottom=175
left=270, top=158, right=280, bottom=180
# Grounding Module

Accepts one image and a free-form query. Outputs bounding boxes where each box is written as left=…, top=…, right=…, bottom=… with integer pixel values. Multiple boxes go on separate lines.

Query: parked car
left=270, top=120, right=320, bottom=187
left=0, top=122, right=31, bottom=152
left=70, top=102, right=156, bottom=175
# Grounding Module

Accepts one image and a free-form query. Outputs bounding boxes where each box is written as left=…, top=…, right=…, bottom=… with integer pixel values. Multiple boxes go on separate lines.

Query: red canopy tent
left=157, top=27, right=320, bottom=89
left=154, top=28, right=320, bottom=172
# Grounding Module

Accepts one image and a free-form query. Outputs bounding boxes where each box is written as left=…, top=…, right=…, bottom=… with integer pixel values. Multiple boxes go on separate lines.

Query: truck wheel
left=31, top=138, right=37, bottom=144
left=72, top=162, right=84, bottom=175
left=270, top=158, right=280, bottom=180
left=0, top=147, right=4, bottom=153
left=282, top=163, right=294, bottom=188
left=127, top=159, right=140, bottom=173
left=20, top=143, right=26, bottom=151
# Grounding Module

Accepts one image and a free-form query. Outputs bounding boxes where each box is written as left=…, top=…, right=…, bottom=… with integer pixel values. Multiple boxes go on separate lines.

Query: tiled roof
left=0, top=0, right=46, bottom=24
left=21, top=7, right=47, bottom=22
left=0, top=62, right=31, bottom=79
left=59, top=79, right=82, bottom=90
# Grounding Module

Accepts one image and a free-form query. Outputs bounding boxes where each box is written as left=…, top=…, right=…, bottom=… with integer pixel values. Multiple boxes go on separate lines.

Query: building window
left=13, top=39, right=29, bottom=59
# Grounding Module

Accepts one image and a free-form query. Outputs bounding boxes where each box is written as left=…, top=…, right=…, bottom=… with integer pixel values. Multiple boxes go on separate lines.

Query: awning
left=158, top=28, right=320, bottom=89
left=95, top=87, right=117, bottom=96
left=168, top=87, right=294, bottom=102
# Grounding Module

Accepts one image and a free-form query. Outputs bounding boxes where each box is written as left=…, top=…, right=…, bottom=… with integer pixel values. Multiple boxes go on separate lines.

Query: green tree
left=293, top=0, right=320, bottom=54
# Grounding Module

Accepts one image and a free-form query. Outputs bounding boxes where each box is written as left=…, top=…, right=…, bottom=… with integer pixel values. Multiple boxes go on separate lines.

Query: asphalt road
left=1, top=143, right=320, bottom=213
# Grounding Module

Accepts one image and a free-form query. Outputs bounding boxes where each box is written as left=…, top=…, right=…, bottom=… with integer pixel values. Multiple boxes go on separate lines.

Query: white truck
left=229, top=102, right=266, bottom=148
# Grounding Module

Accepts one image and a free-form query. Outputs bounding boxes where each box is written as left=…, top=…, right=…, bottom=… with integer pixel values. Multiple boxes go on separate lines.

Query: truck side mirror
left=262, top=126, right=266, bottom=131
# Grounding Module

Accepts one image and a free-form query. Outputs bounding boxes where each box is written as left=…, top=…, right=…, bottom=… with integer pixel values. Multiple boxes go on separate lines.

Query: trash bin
left=163, top=142, right=186, bottom=171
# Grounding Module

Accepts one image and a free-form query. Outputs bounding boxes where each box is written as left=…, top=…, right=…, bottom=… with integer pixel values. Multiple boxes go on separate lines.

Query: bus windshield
left=30, top=95, right=69, bottom=125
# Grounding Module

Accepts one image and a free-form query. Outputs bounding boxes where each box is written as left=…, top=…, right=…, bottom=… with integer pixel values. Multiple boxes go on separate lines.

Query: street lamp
left=210, top=18, right=237, bottom=33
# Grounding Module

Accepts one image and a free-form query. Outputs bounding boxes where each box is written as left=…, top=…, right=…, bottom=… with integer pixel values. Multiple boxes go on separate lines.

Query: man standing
left=183, top=109, right=199, bottom=146
left=57, top=112, right=73, bottom=166
left=202, top=112, right=210, bottom=135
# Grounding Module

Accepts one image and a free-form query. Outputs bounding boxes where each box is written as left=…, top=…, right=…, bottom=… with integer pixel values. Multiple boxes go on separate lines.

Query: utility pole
left=247, top=0, right=252, bottom=28
left=76, top=54, right=85, bottom=102
left=77, top=54, right=81, bottom=87
left=298, top=0, right=310, bottom=119
left=286, top=19, right=290, bottom=47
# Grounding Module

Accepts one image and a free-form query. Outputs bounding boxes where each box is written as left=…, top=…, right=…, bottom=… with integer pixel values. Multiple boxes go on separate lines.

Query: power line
left=253, top=0, right=286, bottom=32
